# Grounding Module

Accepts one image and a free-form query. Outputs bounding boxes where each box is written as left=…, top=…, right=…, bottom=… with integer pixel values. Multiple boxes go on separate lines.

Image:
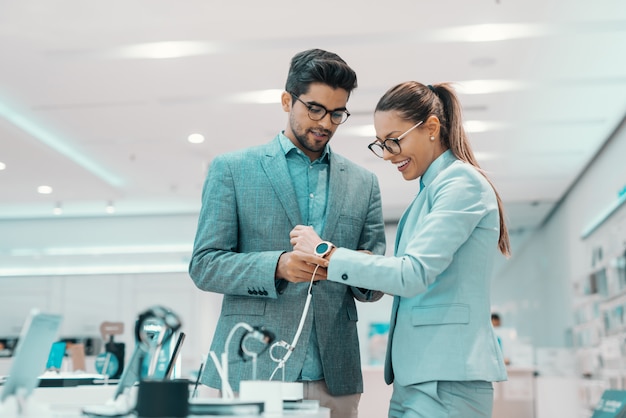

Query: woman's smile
left=394, top=158, right=410, bottom=171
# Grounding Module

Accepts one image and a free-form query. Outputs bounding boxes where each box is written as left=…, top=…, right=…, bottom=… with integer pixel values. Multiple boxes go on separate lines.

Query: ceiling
left=1, top=0, right=625, bottom=237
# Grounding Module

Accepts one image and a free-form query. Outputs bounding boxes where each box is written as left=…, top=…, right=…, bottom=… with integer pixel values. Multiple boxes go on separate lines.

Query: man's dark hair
left=491, top=313, right=501, bottom=321
left=285, top=49, right=357, bottom=97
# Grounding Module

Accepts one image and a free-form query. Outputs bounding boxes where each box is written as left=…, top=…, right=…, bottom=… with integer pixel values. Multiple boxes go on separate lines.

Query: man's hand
left=290, top=225, right=323, bottom=253
left=276, top=250, right=328, bottom=283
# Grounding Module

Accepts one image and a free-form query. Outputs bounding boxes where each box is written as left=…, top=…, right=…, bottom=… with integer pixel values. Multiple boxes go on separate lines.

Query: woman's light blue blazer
left=328, top=150, right=508, bottom=386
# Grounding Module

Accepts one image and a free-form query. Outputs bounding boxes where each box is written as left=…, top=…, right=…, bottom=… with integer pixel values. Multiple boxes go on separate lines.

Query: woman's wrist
left=314, top=241, right=336, bottom=259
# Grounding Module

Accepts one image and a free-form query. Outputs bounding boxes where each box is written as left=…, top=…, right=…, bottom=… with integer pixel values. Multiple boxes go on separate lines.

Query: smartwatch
left=314, top=241, right=336, bottom=258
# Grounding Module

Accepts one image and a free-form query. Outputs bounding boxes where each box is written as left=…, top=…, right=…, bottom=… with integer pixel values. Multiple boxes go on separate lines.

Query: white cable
left=209, top=351, right=234, bottom=399
left=212, top=322, right=256, bottom=399
left=269, top=264, right=319, bottom=380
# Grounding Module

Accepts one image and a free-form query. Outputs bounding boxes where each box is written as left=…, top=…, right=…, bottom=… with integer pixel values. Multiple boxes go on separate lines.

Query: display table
left=9, top=384, right=330, bottom=417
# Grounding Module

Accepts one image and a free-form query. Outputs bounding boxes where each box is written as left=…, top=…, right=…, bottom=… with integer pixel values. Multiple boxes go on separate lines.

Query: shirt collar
left=278, top=131, right=330, bottom=162
left=420, top=149, right=456, bottom=189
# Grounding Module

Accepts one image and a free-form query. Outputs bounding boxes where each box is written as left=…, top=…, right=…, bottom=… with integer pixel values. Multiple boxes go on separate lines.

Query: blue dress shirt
left=278, top=132, right=328, bottom=381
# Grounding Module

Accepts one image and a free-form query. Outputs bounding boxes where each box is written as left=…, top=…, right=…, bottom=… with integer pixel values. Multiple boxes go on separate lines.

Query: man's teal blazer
left=189, top=135, right=386, bottom=395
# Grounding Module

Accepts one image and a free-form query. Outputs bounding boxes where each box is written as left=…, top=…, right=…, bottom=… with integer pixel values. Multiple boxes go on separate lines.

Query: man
left=491, top=313, right=511, bottom=365
left=188, top=48, right=386, bottom=417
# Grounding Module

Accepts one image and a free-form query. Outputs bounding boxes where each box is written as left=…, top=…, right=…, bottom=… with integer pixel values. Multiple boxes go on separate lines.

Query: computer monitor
left=0, top=310, right=63, bottom=402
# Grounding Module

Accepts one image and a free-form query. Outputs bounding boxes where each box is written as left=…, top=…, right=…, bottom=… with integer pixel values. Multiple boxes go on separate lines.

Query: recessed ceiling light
left=229, top=89, right=283, bottom=104
left=0, top=161, right=6, bottom=170
left=464, top=120, right=509, bottom=133
left=108, top=41, right=221, bottom=59
left=343, top=121, right=508, bottom=137
left=188, top=133, right=205, bottom=144
left=433, top=23, right=553, bottom=43
left=40, top=244, right=193, bottom=256
left=456, top=80, right=530, bottom=95
left=0, top=263, right=189, bottom=277
left=37, top=185, right=53, bottom=194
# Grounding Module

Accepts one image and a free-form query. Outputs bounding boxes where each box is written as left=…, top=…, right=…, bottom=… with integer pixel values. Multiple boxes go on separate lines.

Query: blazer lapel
left=260, top=138, right=302, bottom=227
left=322, top=153, right=346, bottom=238
left=394, top=196, right=419, bottom=254
left=394, top=179, right=424, bottom=255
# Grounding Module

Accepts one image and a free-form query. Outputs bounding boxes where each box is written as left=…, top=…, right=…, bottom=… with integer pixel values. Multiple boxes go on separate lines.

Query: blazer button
left=341, top=273, right=348, bottom=281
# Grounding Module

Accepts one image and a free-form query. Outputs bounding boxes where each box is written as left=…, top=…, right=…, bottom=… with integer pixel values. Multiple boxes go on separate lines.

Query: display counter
left=2, top=383, right=330, bottom=418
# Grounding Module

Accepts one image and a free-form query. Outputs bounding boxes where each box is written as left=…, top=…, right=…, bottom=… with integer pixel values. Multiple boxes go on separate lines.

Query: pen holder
left=135, top=379, right=189, bottom=417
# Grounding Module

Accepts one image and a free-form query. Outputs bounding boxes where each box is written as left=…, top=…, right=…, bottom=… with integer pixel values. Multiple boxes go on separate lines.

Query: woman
left=290, top=81, right=511, bottom=417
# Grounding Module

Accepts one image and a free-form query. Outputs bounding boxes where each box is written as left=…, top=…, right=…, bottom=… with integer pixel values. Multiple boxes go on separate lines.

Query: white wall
left=0, top=214, right=210, bottom=376
left=491, top=117, right=626, bottom=351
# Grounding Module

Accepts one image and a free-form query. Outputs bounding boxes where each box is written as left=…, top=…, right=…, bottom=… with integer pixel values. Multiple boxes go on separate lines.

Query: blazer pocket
left=333, top=215, right=364, bottom=243
left=222, top=298, right=266, bottom=316
left=338, top=214, right=362, bottom=227
left=410, top=304, right=469, bottom=326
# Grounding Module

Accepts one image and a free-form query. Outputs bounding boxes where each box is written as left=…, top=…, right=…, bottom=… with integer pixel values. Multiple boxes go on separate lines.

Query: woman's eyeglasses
left=367, top=121, right=423, bottom=158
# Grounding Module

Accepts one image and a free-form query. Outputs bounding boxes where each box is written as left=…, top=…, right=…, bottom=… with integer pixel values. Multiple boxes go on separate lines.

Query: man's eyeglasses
left=367, top=121, right=423, bottom=158
left=289, top=92, right=350, bottom=125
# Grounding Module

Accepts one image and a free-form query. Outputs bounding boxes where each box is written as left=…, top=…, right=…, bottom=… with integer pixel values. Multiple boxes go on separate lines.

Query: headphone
left=238, top=326, right=275, bottom=361
left=134, top=305, right=182, bottom=351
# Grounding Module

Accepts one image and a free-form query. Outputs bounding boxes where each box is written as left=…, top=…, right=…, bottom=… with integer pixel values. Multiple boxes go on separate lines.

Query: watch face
left=316, top=242, right=329, bottom=254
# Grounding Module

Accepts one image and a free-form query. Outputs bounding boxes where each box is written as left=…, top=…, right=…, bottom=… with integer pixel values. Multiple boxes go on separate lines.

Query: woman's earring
left=430, top=135, right=435, bottom=141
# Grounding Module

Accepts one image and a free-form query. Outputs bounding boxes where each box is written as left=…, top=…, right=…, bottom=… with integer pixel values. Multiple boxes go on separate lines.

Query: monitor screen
left=0, top=310, right=63, bottom=402
left=45, top=341, right=67, bottom=371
